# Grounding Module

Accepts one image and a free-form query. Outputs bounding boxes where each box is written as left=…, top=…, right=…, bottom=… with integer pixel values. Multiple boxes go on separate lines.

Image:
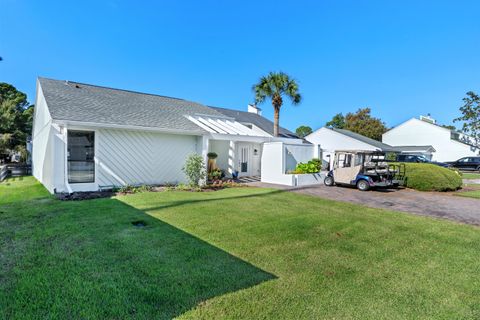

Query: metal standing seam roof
left=38, top=77, right=226, bottom=133
left=211, top=106, right=299, bottom=138
left=186, top=115, right=271, bottom=137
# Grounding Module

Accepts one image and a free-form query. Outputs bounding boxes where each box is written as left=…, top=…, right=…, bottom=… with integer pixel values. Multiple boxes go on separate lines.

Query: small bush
left=208, top=168, right=224, bottom=181
left=182, top=154, right=206, bottom=187
left=294, top=158, right=322, bottom=174
left=207, top=152, right=218, bottom=159
left=400, top=163, right=462, bottom=191
left=117, top=184, right=153, bottom=194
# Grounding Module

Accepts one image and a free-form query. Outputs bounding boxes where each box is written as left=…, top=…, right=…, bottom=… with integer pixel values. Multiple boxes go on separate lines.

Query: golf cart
left=324, top=150, right=405, bottom=191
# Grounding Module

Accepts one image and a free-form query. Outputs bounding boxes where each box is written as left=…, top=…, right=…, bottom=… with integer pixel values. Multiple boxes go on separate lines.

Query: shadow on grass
left=1, top=193, right=277, bottom=319
left=137, top=189, right=285, bottom=212
left=115, top=200, right=277, bottom=318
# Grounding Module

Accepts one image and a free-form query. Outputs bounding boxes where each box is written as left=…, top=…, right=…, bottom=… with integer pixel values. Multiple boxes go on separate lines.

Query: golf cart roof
left=335, top=150, right=386, bottom=155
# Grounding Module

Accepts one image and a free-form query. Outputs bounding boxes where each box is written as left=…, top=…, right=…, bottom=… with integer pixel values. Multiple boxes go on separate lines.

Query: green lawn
left=1, top=177, right=480, bottom=319
left=456, top=184, right=480, bottom=199
left=458, top=191, right=480, bottom=199
left=462, top=172, right=480, bottom=179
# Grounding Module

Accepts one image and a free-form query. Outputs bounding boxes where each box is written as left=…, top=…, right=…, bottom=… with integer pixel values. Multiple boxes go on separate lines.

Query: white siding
left=261, top=142, right=294, bottom=185
left=209, top=140, right=230, bottom=172
left=31, top=82, right=55, bottom=192
left=95, top=129, right=198, bottom=187
left=383, top=118, right=479, bottom=162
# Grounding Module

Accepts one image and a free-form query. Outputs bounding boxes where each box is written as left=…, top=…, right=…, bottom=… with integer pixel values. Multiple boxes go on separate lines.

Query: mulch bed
left=56, top=191, right=115, bottom=201
left=55, top=182, right=245, bottom=201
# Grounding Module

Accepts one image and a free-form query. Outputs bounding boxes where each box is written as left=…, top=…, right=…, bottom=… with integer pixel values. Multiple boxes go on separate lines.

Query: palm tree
left=253, top=72, right=301, bottom=137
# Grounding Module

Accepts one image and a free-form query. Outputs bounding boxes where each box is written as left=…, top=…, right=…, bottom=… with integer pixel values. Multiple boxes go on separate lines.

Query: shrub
left=117, top=184, right=153, bottom=194
left=207, top=152, right=218, bottom=159
left=399, top=163, right=462, bottom=191
left=208, top=168, right=224, bottom=181
left=294, top=158, right=322, bottom=174
left=182, top=154, right=206, bottom=187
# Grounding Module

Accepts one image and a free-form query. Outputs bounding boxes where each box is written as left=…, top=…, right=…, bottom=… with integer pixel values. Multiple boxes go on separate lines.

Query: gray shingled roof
left=331, top=128, right=396, bottom=151
left=39, top=77, right=225, bottom=133
left=211, top=106, right=299, bottom=138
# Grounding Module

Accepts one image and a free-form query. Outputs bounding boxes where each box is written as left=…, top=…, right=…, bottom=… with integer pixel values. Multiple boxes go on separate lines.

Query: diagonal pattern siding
left=96, top=129, right=198, bottom=186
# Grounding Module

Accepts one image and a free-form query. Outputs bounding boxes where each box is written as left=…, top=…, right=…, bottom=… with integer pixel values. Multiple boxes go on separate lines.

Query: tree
left=253, top=72, right=301, bottom=137
left=325, top=113, right=346, bottom=129
left=295, top=125, right=312, bottom=138
left=441, top=124, right=457, bottom=131
left=0, top=83, right=34, bottom=156
left=454, top=91, right=480, bottom=145
left=344, top=108, right=387, bottom=141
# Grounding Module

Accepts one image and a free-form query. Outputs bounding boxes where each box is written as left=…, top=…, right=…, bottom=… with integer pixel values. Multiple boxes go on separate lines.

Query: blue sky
left=1, top=0, right=479, bottom=132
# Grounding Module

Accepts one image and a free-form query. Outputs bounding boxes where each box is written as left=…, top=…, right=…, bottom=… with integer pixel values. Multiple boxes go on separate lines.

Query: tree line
left=0, top=83, right=34, bottom=161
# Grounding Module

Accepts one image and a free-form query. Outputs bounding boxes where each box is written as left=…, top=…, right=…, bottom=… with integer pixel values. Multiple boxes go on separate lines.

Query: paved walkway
left=464, top=179, right=480, bottom=185
left=249, top=182, right=480, bottom=226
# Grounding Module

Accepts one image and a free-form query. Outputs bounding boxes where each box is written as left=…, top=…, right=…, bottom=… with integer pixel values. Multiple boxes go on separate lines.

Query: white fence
left=0, top=165, right=9, bottom=182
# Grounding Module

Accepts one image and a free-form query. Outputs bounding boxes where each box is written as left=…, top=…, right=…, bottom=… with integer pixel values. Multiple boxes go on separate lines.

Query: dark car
left=447, top=157, right=480, bottom=172
left=396, top=154, right=450, bottom=168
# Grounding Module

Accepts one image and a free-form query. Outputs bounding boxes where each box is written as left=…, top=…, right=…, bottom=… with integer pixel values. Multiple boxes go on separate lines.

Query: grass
left=462, top=172, right=480, bottom=179
left=456, top=184, right=480, bottom=199
left=399, top=163, right=463, bottom=191
left=458, top=190, right=480, bottom=199
left=1, top=177, right=480, bottom=319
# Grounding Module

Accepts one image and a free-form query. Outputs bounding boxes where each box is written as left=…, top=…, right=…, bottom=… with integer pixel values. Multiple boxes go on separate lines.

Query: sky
left=1, top=0, right=479, bottom=133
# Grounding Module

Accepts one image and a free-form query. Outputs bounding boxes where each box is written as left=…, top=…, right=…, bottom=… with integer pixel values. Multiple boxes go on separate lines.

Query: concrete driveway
left=250, top=182, right=480, bottom=226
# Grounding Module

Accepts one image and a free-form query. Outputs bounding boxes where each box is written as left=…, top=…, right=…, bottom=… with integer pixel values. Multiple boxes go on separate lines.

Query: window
left=337, top=153, right=352, bottom=168
left=67, top=130, right=95, bottom=183
left=354, top=154, right=364, bottom=166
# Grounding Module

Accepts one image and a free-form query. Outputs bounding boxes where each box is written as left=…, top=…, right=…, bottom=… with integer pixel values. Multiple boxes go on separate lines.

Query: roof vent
left=248, top=104, right=262, bottom=116
left=420, top=114, right=436, bottom=124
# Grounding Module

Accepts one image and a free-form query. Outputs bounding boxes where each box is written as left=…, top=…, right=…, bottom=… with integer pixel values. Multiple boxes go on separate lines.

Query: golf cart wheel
left=356, top=179, right=370, bottom=191
left=324, top=176, right=334, bottom=186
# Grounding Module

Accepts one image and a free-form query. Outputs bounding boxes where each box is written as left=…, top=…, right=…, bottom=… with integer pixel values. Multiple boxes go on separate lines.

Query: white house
left=382, top=116, right=480, bottom=162
left=32, top=77, right=318, bottom=193
left=305, top=127, right=435, bottom=167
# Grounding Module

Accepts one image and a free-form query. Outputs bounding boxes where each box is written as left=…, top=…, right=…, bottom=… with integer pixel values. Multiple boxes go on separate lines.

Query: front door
left=236, top=143, right=252, bottom=177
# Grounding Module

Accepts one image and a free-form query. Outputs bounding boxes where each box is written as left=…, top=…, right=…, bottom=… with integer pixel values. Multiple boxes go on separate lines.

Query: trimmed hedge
left=400, top=163, right=462, bottom=191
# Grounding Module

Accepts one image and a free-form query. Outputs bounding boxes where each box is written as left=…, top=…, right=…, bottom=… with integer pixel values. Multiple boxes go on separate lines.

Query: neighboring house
left=383, top=116, right=480, bottom=162
left=32, top=77, right=314, bottom=193
left=305, top=127, right=435, bottom=166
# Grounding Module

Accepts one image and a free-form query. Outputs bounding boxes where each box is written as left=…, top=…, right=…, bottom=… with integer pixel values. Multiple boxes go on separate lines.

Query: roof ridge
left=331, top=127, right=394, bottom=148
left=209, top=105, right=248, bottom=113
left=38, top=76, right=201, bottom=104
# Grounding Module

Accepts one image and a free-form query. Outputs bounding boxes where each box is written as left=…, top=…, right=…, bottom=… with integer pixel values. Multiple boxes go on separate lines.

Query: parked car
left=324, top=150, right=405, bottom=191
left=447, top=157, right=480, bottom=172
left=396, top=154, right=450, bottom=168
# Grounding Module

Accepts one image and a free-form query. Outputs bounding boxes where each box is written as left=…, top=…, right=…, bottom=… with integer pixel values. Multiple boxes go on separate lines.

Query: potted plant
left=207, top=152, right=218, bottom=173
